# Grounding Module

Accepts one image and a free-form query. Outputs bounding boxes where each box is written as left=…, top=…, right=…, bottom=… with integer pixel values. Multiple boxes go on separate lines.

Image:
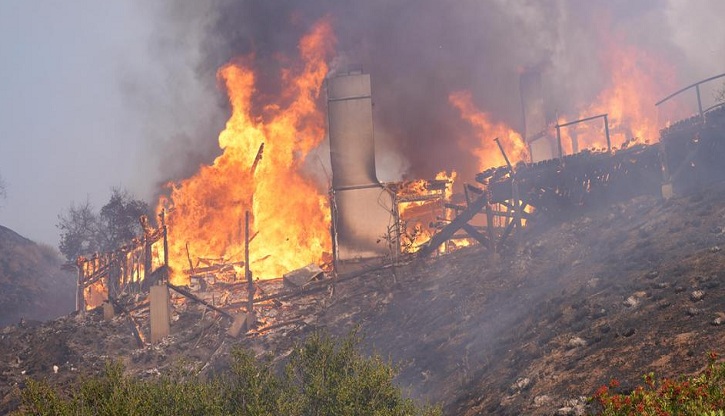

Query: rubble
left=283, top=264, right=324, bottom=288
left=690, top=290, right=706, bottom=302
left=3, top=183, right=725, bottom=415
left=567, top=337, right=587, bottom=348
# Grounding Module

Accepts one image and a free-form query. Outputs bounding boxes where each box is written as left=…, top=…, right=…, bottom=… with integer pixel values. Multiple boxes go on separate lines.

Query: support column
left=150, top=284, right=170, bottom=343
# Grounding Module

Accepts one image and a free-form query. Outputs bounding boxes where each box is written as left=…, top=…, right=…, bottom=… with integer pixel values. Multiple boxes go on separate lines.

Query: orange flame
left=397, top=170, right=456, bottom=253
left=559, top=33, right=682, bottom=153
left=449, top=91, right=529, bottom=169
left=159, top=20, right=335, bottom=284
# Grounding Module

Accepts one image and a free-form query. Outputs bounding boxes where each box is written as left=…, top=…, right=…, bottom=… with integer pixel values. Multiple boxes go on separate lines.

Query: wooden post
left=245, top=211, right=255, bottom=323
left=494, top=137, right=513, bottom=170
left=185, top=242, right=195, bottom=275
left=604, top=114, right=611, bottom=152
left=75, top=259, right=85, bottom=315
left=485, top=201, right=496, bottom=256
left=512, top=180, right=522, bottom=248
left=161, top=210, right=169, bottom=273
left=143, top=236, right=152, bottom=283
left=556, top=125, right=563, bottom=159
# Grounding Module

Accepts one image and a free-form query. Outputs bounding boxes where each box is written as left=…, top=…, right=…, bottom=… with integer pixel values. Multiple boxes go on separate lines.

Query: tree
left=57, top=199, right=100, bottom=261
left=57, top=188, right=150, bottom=261
left=97, top=188, right=150, bottom=253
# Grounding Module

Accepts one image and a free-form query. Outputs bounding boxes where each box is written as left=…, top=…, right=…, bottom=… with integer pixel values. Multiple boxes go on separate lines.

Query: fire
left=396, top=171, right=456, bottom=253
left=449, top=91, right=529, bottom=169
left=435, top=170, right=457, bottom=200
left=158, top=20, right=335, bottom=284
left=559, top=33, right=682, bottom=153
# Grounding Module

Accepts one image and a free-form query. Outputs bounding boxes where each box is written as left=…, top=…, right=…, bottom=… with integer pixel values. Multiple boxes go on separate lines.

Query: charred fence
left=419, top=98, right=725, bottom=257
left=74, top=213, right=168, bottom=312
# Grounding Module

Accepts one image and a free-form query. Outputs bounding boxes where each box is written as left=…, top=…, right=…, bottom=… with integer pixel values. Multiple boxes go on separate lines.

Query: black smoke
left=136, top=0, right=721, bottom=186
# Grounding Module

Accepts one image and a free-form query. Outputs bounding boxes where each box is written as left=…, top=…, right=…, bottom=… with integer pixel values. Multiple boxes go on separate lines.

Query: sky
left=0, top=2, right=154, bottom=245
left=0, top=2, right=219, bottom=246
left=0, top=1, right=724, bottom=248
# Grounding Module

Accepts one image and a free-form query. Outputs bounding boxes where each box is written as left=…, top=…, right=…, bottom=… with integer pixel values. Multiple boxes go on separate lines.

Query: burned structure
left=70, top=70, right=725, bottom=346
left=74, top=213, right=168, bottom=312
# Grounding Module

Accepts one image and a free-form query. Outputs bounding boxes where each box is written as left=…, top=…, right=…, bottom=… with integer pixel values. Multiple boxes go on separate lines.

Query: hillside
left=1, top=186, right=724, bottom=414
left=0, top=225, right=75, bottom=327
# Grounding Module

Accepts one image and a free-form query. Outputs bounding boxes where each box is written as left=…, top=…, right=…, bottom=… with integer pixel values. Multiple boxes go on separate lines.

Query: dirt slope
left=1, top=186, right=724, bottom=415
left=0, top=225, right=75, bottom=327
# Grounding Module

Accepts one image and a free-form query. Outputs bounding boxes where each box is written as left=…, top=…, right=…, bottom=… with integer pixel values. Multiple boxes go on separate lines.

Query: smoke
left=132, top=0, right=725, bottom=187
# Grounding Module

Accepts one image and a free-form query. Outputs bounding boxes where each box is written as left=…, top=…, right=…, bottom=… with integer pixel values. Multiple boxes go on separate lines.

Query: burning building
left=64, top=7, right=725, bottom=351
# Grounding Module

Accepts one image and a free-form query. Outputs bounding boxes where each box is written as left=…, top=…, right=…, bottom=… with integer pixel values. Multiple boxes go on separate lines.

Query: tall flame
left=449, top=91, right=529, bottom=169
left=559, top=33, right=682, bottom=153
left=159, top=20, right=335, bottom=284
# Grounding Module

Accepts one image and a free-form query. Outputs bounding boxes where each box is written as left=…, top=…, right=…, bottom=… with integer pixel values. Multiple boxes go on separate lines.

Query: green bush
left=592, top=352, right=725, bottom=415
left=15, top=331, right=440, bottom=416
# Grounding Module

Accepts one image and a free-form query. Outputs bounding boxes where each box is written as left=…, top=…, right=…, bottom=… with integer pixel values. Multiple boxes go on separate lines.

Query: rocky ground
left=1, top=184, right=724, bottom=415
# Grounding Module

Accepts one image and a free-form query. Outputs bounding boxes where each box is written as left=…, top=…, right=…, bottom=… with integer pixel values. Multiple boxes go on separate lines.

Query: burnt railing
left=74, top=212, right=168, bottom=312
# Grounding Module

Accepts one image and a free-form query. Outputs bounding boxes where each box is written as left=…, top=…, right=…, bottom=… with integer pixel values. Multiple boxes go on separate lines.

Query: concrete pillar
left=150, top=285, right=170, bottom=343
left=102, top=301, right=115, bottom=321
left=662, top=182, right=674, bottom=200
left=227, top=313, right=249, bottom=337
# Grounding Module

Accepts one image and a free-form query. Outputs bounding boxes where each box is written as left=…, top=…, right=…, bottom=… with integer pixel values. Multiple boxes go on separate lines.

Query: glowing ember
left=449, top=91, right=529, bottom=169
left=158, top=20, right=335, bottom=284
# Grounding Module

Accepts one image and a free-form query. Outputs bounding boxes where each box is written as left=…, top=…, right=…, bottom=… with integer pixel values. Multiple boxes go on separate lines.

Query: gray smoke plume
left=129, top=0, right=725, bottom=189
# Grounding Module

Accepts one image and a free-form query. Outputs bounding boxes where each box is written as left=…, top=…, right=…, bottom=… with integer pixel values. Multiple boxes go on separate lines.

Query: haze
left=1, top=0, right=723, bottom=248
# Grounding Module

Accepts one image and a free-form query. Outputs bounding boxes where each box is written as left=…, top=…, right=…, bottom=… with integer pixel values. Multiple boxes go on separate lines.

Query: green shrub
left=281, top=330, right=440, bottom=416
left=592, top=352, right=725, bottom=415
left=15, top=330, right=440, bottom=416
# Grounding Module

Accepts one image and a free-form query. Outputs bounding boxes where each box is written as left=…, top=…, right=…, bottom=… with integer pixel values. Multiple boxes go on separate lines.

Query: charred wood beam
left=396, top=194, right=445, bottom=203
left=461, top=223, right=489, bottom=246
left=417, top=195, right=488, bottom=257
left=245, top=211, right=255, bottom=316
left=167, top=283, right=234, bottom=320
left=494, top=137, right=513, bottom=170
left=496, top=202, right=529, bottom=251
left=497, top=217, right=516, bottom=252
left=252, top=263, right=392, bottom=305
left=185, top=242, right=195, bottom=275
left=183, top=261, right=244, bottom=275
left=466, top=184, right=485, bottom=194
left=445, top=203, right=467, bottom=211
left=489, top=209, right=532, bottom=220
left=251, top=142, right=265, bottom=173
left=257, top=318, right=306, bottom=333
left=82, top=269, right=110, bottom=288
left=109, top=297, right=145, bottom=348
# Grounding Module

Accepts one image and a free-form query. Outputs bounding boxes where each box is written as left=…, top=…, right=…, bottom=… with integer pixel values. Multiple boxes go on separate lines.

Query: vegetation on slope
left=15, top=330, right=441, bottom=416
left=591, top=353, right=725, bottom=415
